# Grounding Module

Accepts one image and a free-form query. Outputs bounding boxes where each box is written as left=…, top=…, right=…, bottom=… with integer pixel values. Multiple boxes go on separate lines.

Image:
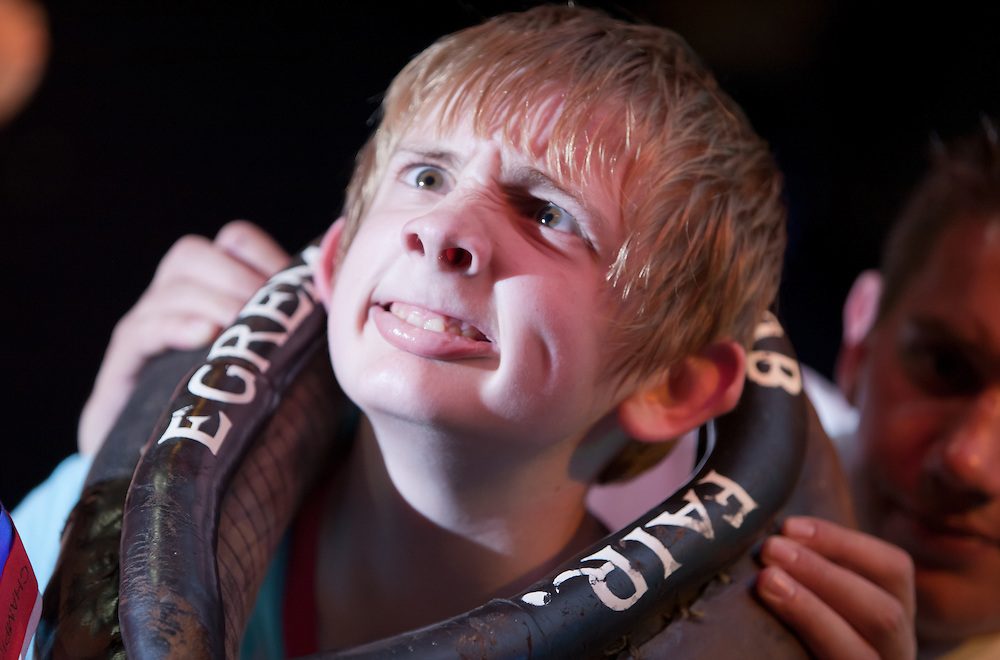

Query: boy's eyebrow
left=512, top=165, right=608, bottom=228
left=515, top=166, right=571, bottom=196
left=393, top=146, right=462, bottom=170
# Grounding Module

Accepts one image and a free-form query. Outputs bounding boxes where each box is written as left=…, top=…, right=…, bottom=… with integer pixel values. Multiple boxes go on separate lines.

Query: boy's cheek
left=315, top=217, right=351, bottom=310
left=321, top=262, right=346, bottom=310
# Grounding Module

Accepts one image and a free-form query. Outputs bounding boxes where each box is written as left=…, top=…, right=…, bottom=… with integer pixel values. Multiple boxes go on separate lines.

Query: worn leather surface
left=34, top=349, right=205, bottom=659
left=630, top=402, right=854, bottom=659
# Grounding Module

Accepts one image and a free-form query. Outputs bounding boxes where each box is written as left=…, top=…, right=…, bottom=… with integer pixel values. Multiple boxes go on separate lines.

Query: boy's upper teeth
left=389, top=302, right=487, bottom=341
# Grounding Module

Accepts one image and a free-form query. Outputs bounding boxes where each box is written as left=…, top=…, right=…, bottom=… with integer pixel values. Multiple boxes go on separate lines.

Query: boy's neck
left=371, top=414, right=596, bottom=543
left=314, top=414, right=607, bottom=649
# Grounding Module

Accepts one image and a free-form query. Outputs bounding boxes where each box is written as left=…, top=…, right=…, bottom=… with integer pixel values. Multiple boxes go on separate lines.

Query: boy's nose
left=931, top=386, right=1000, bottom=499
left=401, top=204, right=493, bottom=276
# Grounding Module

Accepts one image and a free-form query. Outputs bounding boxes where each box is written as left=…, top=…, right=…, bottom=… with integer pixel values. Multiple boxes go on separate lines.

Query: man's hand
left=757, top=516, right=916, bottom=660
left=77, top=220, right=289, bottom=455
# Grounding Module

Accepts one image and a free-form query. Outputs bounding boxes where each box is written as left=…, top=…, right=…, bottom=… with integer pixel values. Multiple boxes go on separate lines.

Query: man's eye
left=406, top=166, right=448, bottom=191
left=535, top=203, right=580, bottom=235
left=901, top=341, right=981, bottom=397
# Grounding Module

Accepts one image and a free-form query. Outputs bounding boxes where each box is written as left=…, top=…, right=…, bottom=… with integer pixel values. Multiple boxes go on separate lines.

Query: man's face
left=326, top=110, right=631, bottom=452
left=854, top=218, right=1000, bottom=641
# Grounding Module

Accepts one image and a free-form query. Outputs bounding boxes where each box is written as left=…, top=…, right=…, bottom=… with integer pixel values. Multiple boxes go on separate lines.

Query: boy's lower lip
left=370, top=305, right=496, bottom=360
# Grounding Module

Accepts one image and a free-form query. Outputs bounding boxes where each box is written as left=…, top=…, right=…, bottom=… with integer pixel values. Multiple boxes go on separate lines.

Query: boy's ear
left=834, top=270, right=882, bottom=403
left=618, top=341, right=746, bottom=443
left=315, top=218, right=346, bottom=309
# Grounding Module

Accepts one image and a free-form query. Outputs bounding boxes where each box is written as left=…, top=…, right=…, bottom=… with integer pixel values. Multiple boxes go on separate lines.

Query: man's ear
left=835, top=270, right=882, bottom=403
left=618, top=341, right=746, bottom=443
left=315, top=217, right=346, bottom=309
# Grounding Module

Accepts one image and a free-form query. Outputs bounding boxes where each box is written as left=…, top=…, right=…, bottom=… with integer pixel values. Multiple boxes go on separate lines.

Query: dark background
left=3, top=0, right=999, bottom=506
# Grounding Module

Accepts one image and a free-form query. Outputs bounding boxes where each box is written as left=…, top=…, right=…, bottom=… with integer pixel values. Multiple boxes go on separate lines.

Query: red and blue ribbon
left=0, top=503, right=40, bottom=660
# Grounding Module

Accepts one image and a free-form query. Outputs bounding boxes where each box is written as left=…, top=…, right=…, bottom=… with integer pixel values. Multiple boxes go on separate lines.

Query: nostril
left=406, top=233, right=425, bottom=256
left=441, top=247, right=472, bottom=269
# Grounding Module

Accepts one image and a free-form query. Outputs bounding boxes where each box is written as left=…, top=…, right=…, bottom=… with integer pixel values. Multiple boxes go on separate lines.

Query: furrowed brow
left=394, top=145, right=461, bottom=170
left=514, top=166, right=603, bottom=223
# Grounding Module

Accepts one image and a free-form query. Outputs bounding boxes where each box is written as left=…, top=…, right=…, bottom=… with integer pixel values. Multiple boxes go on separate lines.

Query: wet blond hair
left=340, top=5, right=785, bottom=399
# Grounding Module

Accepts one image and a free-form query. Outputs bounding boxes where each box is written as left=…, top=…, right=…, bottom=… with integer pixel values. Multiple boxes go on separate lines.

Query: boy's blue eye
left=535, top=203, right=579, bottom=235
left=410, top=166, right=447, bottom=191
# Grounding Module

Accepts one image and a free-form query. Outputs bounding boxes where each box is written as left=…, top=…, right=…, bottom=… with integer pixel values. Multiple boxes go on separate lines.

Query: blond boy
left=19, top=6, right=912, bottom=657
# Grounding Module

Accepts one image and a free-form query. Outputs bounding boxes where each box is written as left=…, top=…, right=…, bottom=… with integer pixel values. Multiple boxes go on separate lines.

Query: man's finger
left=214, top=220, right=290, bottom=276
left=757, top=565, right=878, bottom=660
left=760, top=535, right=916, bottom=659
left=782, top=516, right=915, bottom=616
left=132, top=278, right=252, bottom=329
left=153, top=233, right=275, bottom=300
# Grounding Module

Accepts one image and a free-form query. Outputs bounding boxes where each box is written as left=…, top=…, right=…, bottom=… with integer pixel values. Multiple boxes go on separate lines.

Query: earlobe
left=315, top=218, right=346, bottom=309
left=835, top=270, right=882, bottom=402
left=618, top=341, right=746, bottom=443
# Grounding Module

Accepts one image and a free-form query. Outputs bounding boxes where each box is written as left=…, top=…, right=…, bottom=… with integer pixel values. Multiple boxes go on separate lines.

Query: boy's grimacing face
left=325, top=108, right=635, bottom=448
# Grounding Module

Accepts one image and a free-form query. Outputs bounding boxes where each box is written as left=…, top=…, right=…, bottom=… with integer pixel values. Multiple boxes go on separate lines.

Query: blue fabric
left=13, top=453, right=288, bottom=658
left=12, top=454, right=92, bottom=598
left=0, top=504, right=13, bottom=570
left=12, top=453, right=91, bottom=658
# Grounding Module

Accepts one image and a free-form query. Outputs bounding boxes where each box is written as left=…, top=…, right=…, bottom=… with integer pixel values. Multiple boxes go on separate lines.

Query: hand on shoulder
left=756, top=515, right=916, bottom=660
left=77, top=220, right=288, bottom=455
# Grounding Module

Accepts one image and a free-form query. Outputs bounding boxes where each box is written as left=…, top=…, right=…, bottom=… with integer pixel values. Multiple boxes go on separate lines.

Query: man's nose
left=401, top=198, right=494, bottom=276
left=934, top=386, right=1000, bottom=498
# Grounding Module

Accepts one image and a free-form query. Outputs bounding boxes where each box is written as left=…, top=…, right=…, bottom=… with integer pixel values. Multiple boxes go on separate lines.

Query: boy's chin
left=347, top=382, right=494, bottom=436
left=351, top=392, right=581, bottom=452
left=334, top=356, right=596, bottom=449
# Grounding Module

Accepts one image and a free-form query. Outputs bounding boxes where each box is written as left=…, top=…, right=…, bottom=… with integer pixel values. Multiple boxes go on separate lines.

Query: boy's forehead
left=396, top=94, right=561, bottom=166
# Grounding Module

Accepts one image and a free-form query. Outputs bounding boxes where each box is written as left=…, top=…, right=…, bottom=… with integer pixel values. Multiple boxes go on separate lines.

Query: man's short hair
left=877, top=118, right=1000, bottom=322
left=340, top=5, right=785, bottom=388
